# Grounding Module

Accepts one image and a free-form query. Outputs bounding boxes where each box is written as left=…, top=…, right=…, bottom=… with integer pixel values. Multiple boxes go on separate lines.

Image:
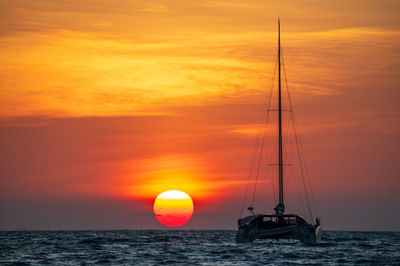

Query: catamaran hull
left=236, top=225, right=321, bottom=244
left=300, top=224, right=321, bottom=244
left=236, top=226, right=296, bottom=242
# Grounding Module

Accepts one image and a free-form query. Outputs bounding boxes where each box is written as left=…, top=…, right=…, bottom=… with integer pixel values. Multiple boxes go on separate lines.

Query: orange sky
left=0, top=0, right=399, bottom=230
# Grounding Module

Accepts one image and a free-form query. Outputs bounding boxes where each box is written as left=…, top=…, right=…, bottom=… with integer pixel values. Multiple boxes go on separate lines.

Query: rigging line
left=263, top=111, right=276, bottom=206
left=291, top=99, right=319, bottom=217
left=254, top=109, right=277, bottom=211
left=268, top=113, right=276, bottom=202
left=287, top=100, right=319, bottom=217
left=239, top=52, right=278, bottom=217
left=266, top=92, right=277, bottom=205
left=253, top=163, right=268, bottom=211
left=238, top=101, right=267, bottom=217
left=287, top=159, right=307, bottom=216
left=282, top=49, right=314, bottom=221
left=255, top=123, right=277, bottom=213
left=250, top=96, right=270, bottom=208
left=254, top=83, right=280, bottom=209
left=268, top=54, right=279, bottom=204
left=289, top=120, right=308, bottom=216
left=250, top=55, right=278, bottom=210
left=286, top=125, right=307, bottom=216
left=263, top=82, right=276, bottom=205
left=297, top=132, right=319, bottom=217
left=250, top=53, right=278, bottom=208
left=296, top=126, right=319, bottom=217
left=238, top=106, right=266, bottom=217
left=279, top=104, right=290, bottom=199
left=281, top=47, right=315, bottom=222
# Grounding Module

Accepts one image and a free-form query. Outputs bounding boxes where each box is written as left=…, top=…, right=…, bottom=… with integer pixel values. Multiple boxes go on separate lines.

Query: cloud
left=1, top=0, right=400, bottom=119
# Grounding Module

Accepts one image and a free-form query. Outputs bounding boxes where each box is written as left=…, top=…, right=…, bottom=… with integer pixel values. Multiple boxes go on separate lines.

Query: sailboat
left=236, top=19, right=321, bottom=244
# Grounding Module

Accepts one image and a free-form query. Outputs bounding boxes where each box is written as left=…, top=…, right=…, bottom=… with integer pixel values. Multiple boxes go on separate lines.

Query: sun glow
left=153, top=190, right=194, bottom=227
left=124, top=155, right=214, bottom=201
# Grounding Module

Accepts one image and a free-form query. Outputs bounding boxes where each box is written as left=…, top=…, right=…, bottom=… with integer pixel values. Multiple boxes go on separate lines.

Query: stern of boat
left=299, top=223, right=321, bottom=244
left=236, top=216, right=257, bottom=243
left=236, top=228, right=251, bottom=243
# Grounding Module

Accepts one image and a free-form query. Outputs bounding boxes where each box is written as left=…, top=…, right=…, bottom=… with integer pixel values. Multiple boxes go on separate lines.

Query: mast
left=275, top=18, right=285, bottom=214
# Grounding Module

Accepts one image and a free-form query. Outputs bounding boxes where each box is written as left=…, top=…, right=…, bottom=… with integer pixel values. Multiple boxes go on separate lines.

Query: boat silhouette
left=236, top=19, right=321, bottom=244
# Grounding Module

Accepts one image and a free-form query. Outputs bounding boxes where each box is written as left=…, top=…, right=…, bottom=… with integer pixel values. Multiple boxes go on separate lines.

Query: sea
left=1, top=230, right=399, bottom=265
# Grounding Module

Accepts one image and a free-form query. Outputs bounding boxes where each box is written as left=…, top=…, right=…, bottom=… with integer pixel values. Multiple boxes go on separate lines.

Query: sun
left=153, top=190, right=194, bottom=227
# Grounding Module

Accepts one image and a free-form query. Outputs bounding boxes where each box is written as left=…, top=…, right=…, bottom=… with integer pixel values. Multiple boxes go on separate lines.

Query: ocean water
left=1, top=230, right=399, bottom=265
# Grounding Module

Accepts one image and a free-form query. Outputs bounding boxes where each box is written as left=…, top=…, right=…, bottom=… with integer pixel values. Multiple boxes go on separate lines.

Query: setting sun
left=153, top=190, right=194, bottom=227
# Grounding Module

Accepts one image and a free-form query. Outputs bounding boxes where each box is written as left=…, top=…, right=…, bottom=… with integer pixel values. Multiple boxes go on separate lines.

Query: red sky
left=0, top=0, right=399, bottom=230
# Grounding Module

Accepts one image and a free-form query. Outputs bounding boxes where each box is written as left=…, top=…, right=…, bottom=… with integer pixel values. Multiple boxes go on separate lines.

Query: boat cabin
left=238, top=214, right=306, bottom=229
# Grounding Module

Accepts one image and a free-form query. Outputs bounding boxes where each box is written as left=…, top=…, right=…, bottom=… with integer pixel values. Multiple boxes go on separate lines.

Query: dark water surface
left=1, top=230, right=399, bottom=265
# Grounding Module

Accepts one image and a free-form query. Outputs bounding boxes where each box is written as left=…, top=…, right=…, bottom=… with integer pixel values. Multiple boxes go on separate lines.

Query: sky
left=0, top=0, right=399, bottom=231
